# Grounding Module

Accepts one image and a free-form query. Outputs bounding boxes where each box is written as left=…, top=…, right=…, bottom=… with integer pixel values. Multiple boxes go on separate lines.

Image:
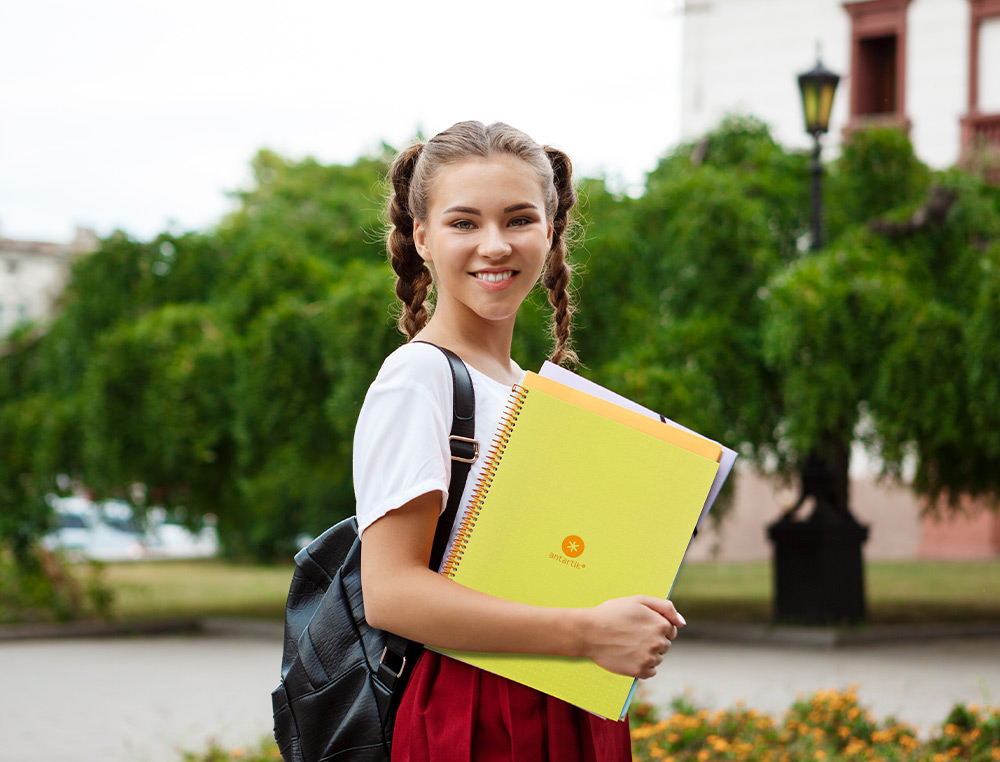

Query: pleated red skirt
left=391, top=650, right=632, bottom=762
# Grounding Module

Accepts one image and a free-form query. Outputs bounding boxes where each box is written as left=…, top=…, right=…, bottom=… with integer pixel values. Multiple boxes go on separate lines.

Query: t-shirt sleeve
left=353, top=345, right=453, bottom=536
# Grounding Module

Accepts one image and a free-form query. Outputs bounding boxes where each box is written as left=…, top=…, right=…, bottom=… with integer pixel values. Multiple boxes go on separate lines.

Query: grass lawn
left=99, top=560, right=294, bottom=620
left=674, top=559, right=1000, bottom=623
left=95, top=557, right=1000, bottom=625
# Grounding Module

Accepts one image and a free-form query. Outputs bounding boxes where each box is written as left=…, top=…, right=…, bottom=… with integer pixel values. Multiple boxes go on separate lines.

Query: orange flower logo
left=562, top=535, right=585, bottom=558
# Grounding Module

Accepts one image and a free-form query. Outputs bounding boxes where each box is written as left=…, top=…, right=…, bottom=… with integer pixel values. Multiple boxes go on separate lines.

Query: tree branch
left=868, top=186, right=957, bottom=236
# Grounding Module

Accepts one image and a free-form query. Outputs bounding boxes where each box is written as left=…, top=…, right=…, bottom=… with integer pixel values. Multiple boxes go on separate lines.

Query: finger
left=637, top=596, right=687, bottom=627
left=642, top=657, right=660, bottom=679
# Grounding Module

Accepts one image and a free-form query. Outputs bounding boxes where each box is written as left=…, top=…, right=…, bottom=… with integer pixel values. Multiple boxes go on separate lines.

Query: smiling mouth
left=473, top=271, right=515, bottom=283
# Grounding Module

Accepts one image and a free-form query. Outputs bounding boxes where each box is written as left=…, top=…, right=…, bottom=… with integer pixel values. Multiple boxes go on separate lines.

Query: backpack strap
left=425, top=343, right=477, bottom=570
left=376, top=342, right=477, bottom=691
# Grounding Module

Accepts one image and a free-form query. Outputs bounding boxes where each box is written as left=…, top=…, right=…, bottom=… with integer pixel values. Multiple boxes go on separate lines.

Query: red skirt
left=391, top=650, right=632, bottom=762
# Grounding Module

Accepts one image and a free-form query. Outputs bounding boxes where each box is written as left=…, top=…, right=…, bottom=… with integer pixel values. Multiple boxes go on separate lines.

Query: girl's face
left=413, top=156, right=553, bottom=327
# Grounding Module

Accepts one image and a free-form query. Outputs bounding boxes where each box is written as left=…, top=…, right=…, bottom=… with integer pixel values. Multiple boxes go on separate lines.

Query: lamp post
left=767, top=58, right=869, bottom=626
left=797, top=58, right=840, bottom=251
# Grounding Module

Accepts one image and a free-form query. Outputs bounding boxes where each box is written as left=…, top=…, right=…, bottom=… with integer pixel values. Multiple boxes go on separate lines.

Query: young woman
left=354, top=121, right=685, bottom=761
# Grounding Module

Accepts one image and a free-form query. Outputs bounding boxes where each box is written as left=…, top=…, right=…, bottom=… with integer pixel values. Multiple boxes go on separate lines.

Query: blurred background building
left=0, top=226, right=97, bottom=337
left=680, top=0, right=1000, bottom=165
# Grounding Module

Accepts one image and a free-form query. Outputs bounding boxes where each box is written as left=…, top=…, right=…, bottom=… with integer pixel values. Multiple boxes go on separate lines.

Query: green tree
left=578, top=119, right=1000, bottom=546
left=763, top=133, right=1000, bottom=508
left=0, top=150, right=403, bottom=562
left=579, top=117, right=809, bottom=488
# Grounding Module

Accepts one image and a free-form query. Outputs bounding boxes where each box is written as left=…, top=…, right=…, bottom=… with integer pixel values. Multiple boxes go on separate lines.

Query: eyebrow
left=442, top=203, right=541, bottom=215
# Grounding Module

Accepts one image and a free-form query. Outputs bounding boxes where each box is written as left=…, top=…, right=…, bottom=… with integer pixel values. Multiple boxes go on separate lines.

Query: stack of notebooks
left=430, top=364, right=736, bottom=721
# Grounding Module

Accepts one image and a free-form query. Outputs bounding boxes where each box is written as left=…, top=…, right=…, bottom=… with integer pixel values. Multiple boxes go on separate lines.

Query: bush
left=0, top=544, right=114, bottom=624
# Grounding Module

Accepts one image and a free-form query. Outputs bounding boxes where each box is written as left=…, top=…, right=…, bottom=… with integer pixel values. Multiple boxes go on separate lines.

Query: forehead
left=427, top=156, right=547, bottom=212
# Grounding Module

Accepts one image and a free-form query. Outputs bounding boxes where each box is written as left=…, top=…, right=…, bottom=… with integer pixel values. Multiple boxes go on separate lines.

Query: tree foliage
left=576, top=118, right=1000, bottom=517
left=2, top=120, right=998, bottom=565
left=0, top=151, right=402, bottom=559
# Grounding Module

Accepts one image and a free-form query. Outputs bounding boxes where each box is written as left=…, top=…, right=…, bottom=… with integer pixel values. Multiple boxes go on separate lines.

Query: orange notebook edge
left=522, top=372, right=722, bottom=463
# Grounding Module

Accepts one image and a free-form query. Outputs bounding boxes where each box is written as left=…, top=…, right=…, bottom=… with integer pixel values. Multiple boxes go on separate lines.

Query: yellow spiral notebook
left=430, top=372, right=721, bottom=720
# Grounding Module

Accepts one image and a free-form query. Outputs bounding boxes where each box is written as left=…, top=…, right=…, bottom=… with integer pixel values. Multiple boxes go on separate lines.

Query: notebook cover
left=432, top=373, right=720, bottom=719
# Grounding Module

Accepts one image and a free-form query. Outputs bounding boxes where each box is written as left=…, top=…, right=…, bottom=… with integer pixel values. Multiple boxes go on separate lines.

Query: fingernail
left=677, top=612, right=687, bottom=626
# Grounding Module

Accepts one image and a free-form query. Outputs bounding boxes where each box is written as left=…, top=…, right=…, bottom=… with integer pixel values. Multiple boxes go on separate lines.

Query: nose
left=478, top=223, right=512, bottom=260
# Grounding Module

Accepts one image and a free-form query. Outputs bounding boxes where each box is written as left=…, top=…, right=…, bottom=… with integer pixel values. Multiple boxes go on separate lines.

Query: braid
left=542, top=147, right=579, bottom=367
left=386, top=143, right=433, bottom=338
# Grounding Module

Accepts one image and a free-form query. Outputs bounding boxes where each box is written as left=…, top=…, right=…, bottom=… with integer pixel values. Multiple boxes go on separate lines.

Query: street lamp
left=798, top=58, right=840, bottom=250
left=767, top=57, right=868, bottom=626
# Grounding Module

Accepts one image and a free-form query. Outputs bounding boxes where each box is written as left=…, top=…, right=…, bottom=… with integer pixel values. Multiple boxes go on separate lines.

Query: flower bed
left=179, top=688, right=999, bottom=762
left=630, top=688, right=999, bottom=762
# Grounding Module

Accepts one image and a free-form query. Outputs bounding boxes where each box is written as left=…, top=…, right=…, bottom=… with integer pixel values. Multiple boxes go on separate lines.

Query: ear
left=413, top=220, right=431, bottom=262
left=546, top=220, right=554, bottom=251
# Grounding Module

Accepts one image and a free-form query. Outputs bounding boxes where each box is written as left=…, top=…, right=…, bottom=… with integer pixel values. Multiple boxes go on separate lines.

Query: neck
left=414, top=305, right=520, bottom=385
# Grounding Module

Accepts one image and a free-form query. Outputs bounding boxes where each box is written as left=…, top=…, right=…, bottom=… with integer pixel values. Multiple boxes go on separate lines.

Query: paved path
left=1, top=630, right=998, bottom=762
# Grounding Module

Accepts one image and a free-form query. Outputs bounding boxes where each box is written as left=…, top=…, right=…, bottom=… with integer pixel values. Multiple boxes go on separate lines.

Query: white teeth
left=475, top=271, right=513, bottom=283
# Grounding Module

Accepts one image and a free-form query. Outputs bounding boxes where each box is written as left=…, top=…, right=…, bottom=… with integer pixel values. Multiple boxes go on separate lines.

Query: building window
left=963, top=0, right=1000, bottom=149
left=858, top=34, right=898, bottom=114
left=843, top=0, right=911, bottom=129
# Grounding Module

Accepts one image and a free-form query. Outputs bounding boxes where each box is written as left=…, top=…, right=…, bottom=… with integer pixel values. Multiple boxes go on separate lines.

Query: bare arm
left=360, top=491, right=686, bottom=679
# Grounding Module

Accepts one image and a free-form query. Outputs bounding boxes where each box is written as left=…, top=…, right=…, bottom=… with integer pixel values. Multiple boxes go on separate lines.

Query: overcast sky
left=0, top=0, right=684, bottom=243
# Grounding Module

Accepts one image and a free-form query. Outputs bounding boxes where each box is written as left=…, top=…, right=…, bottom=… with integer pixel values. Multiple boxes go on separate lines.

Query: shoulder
left=373, top=342, right=453, bottom=395
left=354, top=343, right=454, bottom=531
left=363, top=341, right=455, bottom=416
left=377, top=342, right=453, bottom=382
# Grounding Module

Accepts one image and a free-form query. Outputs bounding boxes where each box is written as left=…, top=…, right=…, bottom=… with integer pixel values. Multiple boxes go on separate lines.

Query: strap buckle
left=378, top=647, right=407, bottom=680
left=448, top=435, right=479, bottom=464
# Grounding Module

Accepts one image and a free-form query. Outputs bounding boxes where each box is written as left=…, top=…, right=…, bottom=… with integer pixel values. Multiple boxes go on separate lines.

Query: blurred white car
left=143, top=507, right=220, bottom=559
left=42, top=496, right=150, bottom=561
left=41, top=496, right=219, bottom=561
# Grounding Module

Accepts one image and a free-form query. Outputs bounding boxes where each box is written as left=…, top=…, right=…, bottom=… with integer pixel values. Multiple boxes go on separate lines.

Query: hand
left=579, top=596, right=686, bottom=679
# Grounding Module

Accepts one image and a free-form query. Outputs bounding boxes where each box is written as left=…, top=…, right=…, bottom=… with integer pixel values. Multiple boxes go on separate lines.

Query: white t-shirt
left=353, top=342, right=523, bottom=570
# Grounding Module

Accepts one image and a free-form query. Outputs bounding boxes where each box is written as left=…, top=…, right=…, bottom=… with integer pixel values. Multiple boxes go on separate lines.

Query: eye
left=452, top=219, right=475, bottom=230
left=508, top=217, right=533, bottom=228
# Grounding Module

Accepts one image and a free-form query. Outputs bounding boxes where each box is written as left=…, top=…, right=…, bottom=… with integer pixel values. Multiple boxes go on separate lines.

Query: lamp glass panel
left=801, top=83, right=820, bottom=132
left=818, top=82, right=836, bottom=131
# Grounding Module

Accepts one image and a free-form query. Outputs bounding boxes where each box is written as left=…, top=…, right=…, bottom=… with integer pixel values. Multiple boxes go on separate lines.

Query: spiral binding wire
left=440, top=384, right=529, bottom=578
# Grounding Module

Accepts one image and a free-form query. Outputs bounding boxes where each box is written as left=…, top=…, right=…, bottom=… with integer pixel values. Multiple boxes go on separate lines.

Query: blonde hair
left=385, top=120, right=579, bottom=366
